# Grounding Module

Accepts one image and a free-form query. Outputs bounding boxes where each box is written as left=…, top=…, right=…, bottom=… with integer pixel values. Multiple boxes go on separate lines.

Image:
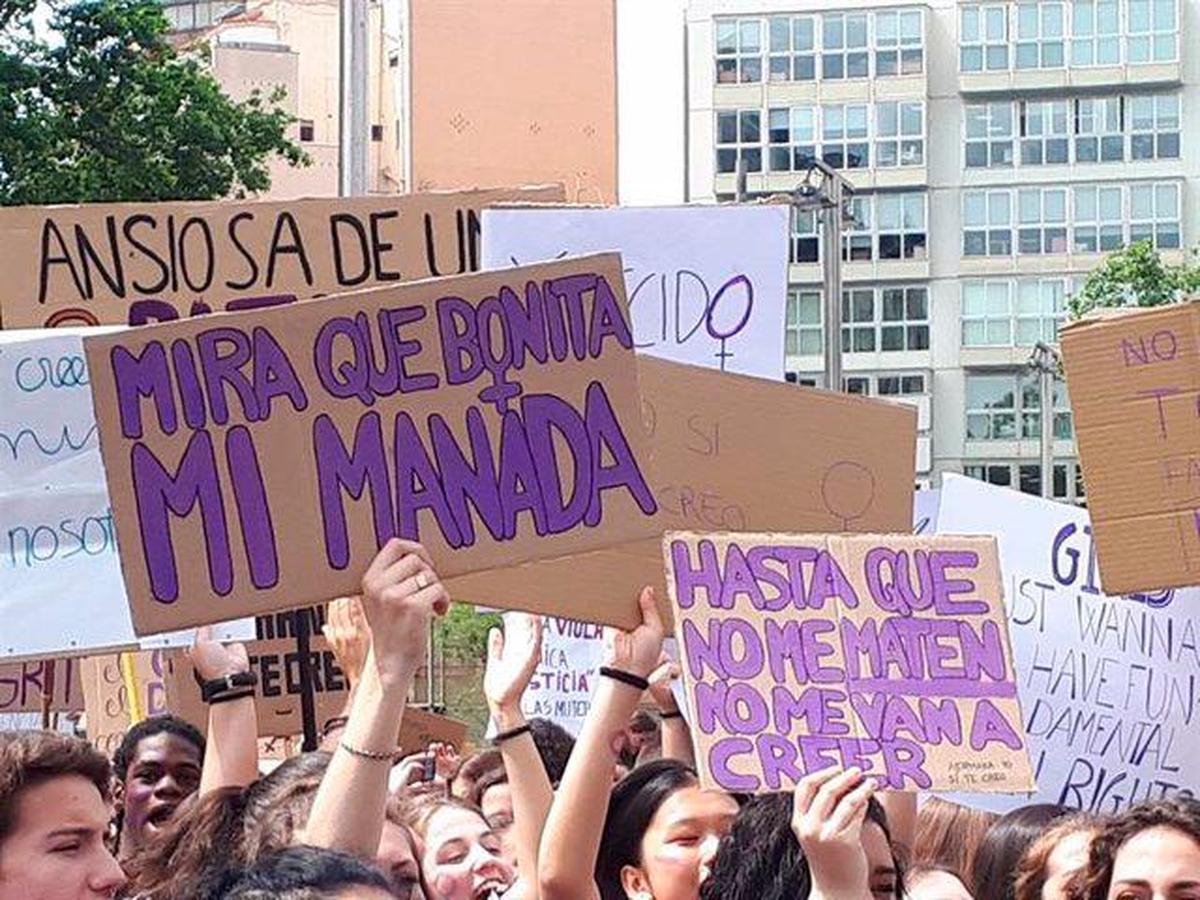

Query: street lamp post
left=1028, top=341, right=1062, bottom=500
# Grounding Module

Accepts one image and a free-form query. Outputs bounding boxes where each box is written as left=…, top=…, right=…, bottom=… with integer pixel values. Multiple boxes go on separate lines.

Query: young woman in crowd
left=1074, top=796, right=1200, bottom=900
left=1013, top=814, right=1098, bottom=900
left=214, top=846, right=394, bottom=900
left=971, top=804, right=1070, bottom=900
left=700, top=767, right=902, bottom=900
left=914, top=797, right=998, bottom=887
left=538, top=587, right=740, bottom=900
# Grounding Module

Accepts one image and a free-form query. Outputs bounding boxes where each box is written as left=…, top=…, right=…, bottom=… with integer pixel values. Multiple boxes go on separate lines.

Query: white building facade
left=680, top=0, right=1197, bottom=497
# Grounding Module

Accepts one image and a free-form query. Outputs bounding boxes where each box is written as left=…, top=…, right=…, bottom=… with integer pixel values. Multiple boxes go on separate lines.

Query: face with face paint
left=620, top=785, right=739, bottom=900
left=420, top=805, right=514, bottom=900
left=117, top=732, right=202, bottom=856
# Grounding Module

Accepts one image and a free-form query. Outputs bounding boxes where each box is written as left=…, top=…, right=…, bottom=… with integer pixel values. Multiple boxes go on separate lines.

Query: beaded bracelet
left=339, top=739, right=398, bottom=762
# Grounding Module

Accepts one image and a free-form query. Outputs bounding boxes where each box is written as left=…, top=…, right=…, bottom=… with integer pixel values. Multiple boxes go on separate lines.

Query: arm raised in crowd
left=319, top=595, right=371, bottom=751
left=191, top=627, right=259, bottom=795
left=538, top=587, right=665, bottom=900
left=791, top=767, right=879, bottom=900
left=483, top=612, right=553, bottom=898
left=647, top=656, right=695, bottom=768
left=304, top=538, right=449, bottom=859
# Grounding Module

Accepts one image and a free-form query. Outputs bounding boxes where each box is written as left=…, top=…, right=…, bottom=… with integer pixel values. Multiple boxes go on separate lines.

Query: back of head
left=1076, top=796, right=1200, bottom=900
left=914, top=797, right=999, bottom=880
left=0, top=730, right=111, bottom=846
left=112, top=713, right=206, bottom=782
left=971, top=803, right=1071, bottom=900
left=596, top=759, right=698, bottom=900
left=528, top=718, right=575, bottom=785
left=217, top=846, right=391, bottom=900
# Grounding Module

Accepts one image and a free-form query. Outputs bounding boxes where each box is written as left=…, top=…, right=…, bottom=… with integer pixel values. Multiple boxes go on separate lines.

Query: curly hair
left=0, top=731, right=111, bottom=846
left=1073, top=797, right=1200, bottom=900
left=112, top=714, right=206, bottom=782
left=1012, top=814, right=1099, bottom=900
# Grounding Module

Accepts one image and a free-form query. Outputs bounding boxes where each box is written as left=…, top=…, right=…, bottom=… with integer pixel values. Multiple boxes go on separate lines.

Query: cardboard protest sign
left=482, top=206, right=790, bottom=380
left=85, top=253, right=660, bottom=634
left=165, top=636, right=349, bottom=738
left=0, top=187, right=564, bottom=329
left=80, top=651, right=169, bottom=754
left=398, top=706, right=469, bottom=755
left=1, top=329, right=253, bottom=658
left=665, top=531, right=1035, bottom=794
left=0, top=658, right=83, bottom=714
left=445, top=358, right=917, bottom=628
left=938, top=474, right=1200, bottom=813
left=1060, top=303, right=1200, bottom=594
left=513, top=613, right=605, bottom=735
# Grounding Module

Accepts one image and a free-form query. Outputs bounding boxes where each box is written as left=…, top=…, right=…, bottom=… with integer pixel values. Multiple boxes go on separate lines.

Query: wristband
left=660, top=709, right=684, bottom=720
left=207, top=688, right=255, bottom=705
left=491, top=723, right=531, bottom=746
left=322, top=716, right=349, bottom=737
left=196, top=670, right=258, bottom=703
left=599, top=666, right=650, bottom=692
left=340, top=739, right=399, bottom=762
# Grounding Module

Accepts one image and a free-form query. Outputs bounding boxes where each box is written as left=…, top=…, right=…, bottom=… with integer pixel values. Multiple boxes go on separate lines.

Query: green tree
left=0, top=0, right=306, bottom=205
left=1069, top=240, right=1200, bottom=319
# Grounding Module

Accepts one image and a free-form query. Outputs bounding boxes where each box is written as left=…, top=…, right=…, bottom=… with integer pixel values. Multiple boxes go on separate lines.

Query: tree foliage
left=0, top=0, right=306, bottom=205
left=1069, top=240, right=1200, bottom=319
left=436, top=603, right=501, bottom=664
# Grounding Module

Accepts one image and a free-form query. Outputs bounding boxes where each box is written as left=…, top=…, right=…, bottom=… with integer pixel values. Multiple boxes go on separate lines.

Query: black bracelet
left=196, top=670, right=258, bottom=703
left=491, top=723, right=532, bottom=746
left=599, top=666, right=650, bottom=692
left=322, top=716, right=349, bottom=737
left=660, top=709, right=685, bottom=720
left=207, top=687, right=255, bottom=705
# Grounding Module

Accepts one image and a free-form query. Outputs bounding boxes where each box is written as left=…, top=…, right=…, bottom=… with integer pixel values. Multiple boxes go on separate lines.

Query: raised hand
left=359, top=538, right=449, bottom=685
left=790, top=766, right=877, bottom=900
left=188, top=625, right=250, bottom=681
left=322, top=596, right=371, bottom=689
left=603, top=587, right=664, bottom=678
left=484, top=612, right=544, bottom=716
left=647, top=652, right=681, bottom=712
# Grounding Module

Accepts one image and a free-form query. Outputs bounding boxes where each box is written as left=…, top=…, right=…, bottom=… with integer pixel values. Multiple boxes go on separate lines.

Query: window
left=844, top=196, right=873, bottom=261
left=1129, top=94, right=1180, bottom=160
left=299, top=119, right=314, bottom=142
left=1016, top=1, right=1066, bottom=68
left=1127, top=0, right=1176, bottom=62
left=370, top=124, right=383, bottom=142
left=716, top=110, right=761, bottom=174
left=1129, top=182, right=1180, bottom=249
left=877, top=193, right=927, bottom=260
left=1072, top=184, right=1124, bottom=251
left=961, top=4, right=1009, bottom=71
left=875, top=9, right=924, bottom=75
left=1074, top=98, right=1124, bottom=162
left=965, top=463, right=1014, bottom=487
left=1017, top=187, right=1068, bottom=254
left=791, top=208, right=819, bottom=264
left=965, top=103, right=1015, bottom=168
left=768, top=107, right=817, bottom=172
left=821, top=104, right=869, bottom=169
left=962, top=281, right=1014, bottom=346
left=967, top=373, right=1073, bottom=440
left=1020, top=101, right=1070, bottom=165
left=965, top=460, right=1083, bottom=501
left=716, top=18, right=762, bottom=83
left=786, top=289, right=823, bottom=355
left=1071, top=0, right=1120, bottom=64
left=842, top=289, right=877, bottom=351
left=963, top=190, right=1013, bottom=256
left=876, top=102, right=924, bottom=167
left=822, top=12, right=869, bottom=79
left=768, top=15, right=817, bottom=81
left=1015, top=279, right=1067, bottom=343
left=881, top=286, right=930, bottom=350
left=877, top=373, right=928, bottom=395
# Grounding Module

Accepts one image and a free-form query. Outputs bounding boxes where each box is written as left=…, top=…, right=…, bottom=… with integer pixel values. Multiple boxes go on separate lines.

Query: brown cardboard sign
left=0, top=658, right=84, bottom=714
left=0, top=187, right=564, bottom=328
left=1060, top=304, right=1200, bottom=594
left=445, top=358, right=918, bottom=629
left=664, top=532, right=1034, bottom=794
left=85, top=253, right=660, bottom=633
left=398, top=706, right=469, bottom=755
left=164, top=637, right=350, bottom=738
left=80, top=651, right=170, bottom=755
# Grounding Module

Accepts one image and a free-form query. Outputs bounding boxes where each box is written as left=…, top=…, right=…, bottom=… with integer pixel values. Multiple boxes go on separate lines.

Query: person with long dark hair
left=971, top=804, right=1070, bottom=900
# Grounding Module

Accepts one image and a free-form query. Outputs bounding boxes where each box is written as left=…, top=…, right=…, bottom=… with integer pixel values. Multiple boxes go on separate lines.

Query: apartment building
left=685, top=0, right=1196, bottom=497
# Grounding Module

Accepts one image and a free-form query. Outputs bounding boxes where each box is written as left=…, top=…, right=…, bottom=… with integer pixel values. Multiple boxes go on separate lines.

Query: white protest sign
left=0, top=330, right=252, bottom=659
left=512, top=613, right=605, bottom=735
left=914, top=488, right=940, bottom=534
left=937, top=474, right=1199, bottom=814
left=481, top=206, right=789, bottom=380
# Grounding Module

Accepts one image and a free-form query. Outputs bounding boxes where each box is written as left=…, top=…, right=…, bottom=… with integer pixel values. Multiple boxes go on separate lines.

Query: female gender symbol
left=705, top=274, right=754, bottom=371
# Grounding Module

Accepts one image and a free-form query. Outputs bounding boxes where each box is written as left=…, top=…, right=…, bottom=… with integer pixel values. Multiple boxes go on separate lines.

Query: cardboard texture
left=398, top=706, right=469, bottom=755
left=85, top=253, right=660, bottom=634
left=0, top=187, right=565, bottom=329
left=80, top=651, right=169, bottom=754
left=0, top=658, right=84, bottom=714
left=445, top=358, right=918, bottom=628
left=164, top=637, right=350, bottom=738
left=1060, top=303, right=1200, bottom=593
left=664, top=531, right=1035, bottom=794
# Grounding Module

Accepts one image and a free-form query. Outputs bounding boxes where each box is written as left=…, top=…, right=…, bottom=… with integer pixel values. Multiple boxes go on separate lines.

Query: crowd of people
left=1, top=538, right=1197, bottom=900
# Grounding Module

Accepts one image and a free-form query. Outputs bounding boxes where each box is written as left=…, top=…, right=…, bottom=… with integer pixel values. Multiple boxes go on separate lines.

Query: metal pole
left=339, top=0, right=369, bottom=196
left=1040, top=364, right=1054, bottom=498
left=821, top=179, right=844, bottom=393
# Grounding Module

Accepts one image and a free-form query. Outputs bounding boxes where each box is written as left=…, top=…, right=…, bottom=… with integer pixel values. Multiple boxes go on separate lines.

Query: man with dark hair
left=527, top=717, right=574, bottom=786
left=0, top=730, right=126, bottom=900
left=110, top=713, right=206, bottom=859
left=216, top=846, right=394, bottom=900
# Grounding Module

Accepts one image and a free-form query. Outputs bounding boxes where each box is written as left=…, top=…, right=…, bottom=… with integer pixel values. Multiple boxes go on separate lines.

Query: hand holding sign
left=188, top=625, right=250, bottom=681
left=603, top=587, right=664, bottom=680
left=360, top=538, right=448, bottom=686
left=323, top=597, right=370, bottom=690
left=791, top=767, right=878, bottom=900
